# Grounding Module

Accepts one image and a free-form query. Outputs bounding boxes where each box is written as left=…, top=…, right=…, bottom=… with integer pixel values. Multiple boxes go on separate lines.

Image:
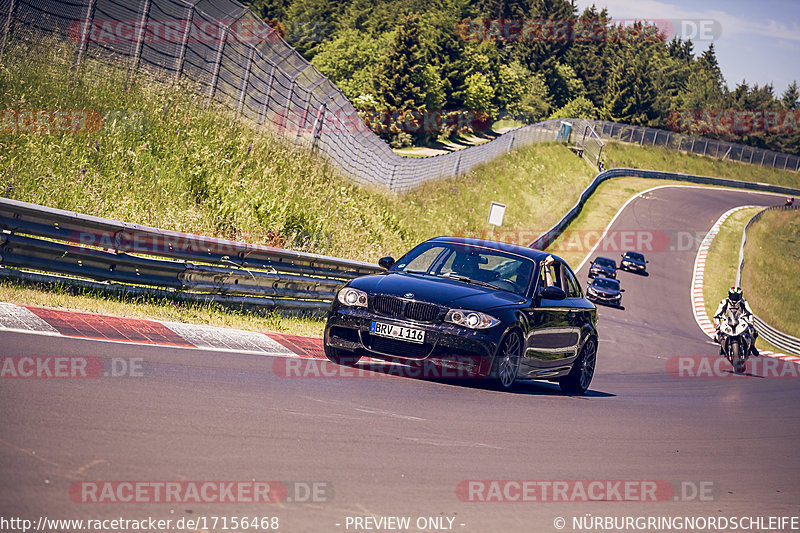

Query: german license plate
left=370, top=321, right=425, bottom=344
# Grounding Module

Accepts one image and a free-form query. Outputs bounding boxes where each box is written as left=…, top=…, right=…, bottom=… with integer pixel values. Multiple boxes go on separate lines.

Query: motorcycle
left=717, top=306, right=754, bottom=374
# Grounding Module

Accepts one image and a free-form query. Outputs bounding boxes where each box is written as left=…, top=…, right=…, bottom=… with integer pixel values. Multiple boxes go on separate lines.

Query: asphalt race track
left=1, top=186, right=799, bottom=533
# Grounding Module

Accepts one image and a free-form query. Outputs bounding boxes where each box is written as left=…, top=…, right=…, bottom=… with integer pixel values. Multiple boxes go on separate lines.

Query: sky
left=573, top=0, right=800, bottom=95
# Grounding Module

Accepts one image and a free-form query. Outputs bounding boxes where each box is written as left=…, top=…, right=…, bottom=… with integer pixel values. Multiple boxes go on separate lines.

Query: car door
left=520, top=260, right=581, bottom=377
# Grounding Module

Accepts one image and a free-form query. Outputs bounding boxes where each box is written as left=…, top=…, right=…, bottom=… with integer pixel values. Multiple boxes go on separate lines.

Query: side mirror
left=539, top=285, right=566, bottom=301
left=378, top=256, right=395, bottom=270
left=620, top=288, right=626, bottom=292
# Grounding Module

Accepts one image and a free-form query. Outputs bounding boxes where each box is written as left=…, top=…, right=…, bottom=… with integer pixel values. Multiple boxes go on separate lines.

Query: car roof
left=593, top=256, right=616, bottom=263
left=425, top=236, right=560, bottom=263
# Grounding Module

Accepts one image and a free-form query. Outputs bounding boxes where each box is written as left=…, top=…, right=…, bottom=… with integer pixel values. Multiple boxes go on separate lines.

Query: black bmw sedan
left=586, top=276, right=624, bottom=307
left=323, top=237, right=599, bottom=393
left=620, top=251, right=648, bottom=274
left=588, top=256, right=617, bottom=279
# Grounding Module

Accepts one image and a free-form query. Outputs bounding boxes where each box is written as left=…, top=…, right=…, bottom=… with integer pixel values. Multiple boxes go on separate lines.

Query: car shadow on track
left=352, top=362, right=616, bottom=397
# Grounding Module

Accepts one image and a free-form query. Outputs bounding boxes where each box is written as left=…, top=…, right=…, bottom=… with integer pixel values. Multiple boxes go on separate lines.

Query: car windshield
left=624, top=252, right=644, bottom=262
left=594, top=257, right=616, bottom=268
left=391, top=242, right=535, bottom=296
left=593, top=278, right=619, bottom=290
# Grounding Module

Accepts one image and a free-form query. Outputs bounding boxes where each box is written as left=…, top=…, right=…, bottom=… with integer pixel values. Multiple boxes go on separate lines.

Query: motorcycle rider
left=714, top=286, right=759, bottom=356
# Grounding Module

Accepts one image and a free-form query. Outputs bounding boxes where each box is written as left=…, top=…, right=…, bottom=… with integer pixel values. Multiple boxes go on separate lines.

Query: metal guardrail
left=1, top=172, right=798, bottom=317
left=0, top=196, right=382, bottom=313
left=735, top=203, right=800, bottom=355
left=529, top=167, right=800, bottom=251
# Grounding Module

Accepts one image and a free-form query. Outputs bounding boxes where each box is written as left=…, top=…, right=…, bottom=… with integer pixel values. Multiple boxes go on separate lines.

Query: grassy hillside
left=741, top=208, right=800, bottom=338
left=0, top=39, right=596, bottom=264
left=604, top=143, right=800, bottom=189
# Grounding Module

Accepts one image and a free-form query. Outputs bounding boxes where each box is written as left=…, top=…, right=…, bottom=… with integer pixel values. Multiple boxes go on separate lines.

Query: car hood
left=349, top=272, right=528, bottom=310
left=592, top=264, right=615, bottom=272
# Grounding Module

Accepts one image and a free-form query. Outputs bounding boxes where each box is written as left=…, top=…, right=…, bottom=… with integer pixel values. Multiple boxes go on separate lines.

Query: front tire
left=324, top=344, right=361, bottom=366
left=491, top=331, right=522, bottom=390
left=731, top=341, right=746, bottom=374
left=560, top=337, right=597, bottom=395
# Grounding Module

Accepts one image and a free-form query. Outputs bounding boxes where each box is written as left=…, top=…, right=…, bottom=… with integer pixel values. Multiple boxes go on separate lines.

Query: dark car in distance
left=619, top=251, right=647, bottom=274
left=323, top=237, right=599, bottom=393
left=588, top=256, right=617, bottom=279
left=586, top=276, right=624, bottom=307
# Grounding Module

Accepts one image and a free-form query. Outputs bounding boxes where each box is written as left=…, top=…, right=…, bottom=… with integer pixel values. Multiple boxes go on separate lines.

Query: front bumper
left=620, top=262, right=645, bottom=272
left=589, top=268, right=616, bottom=278
left=324, top=307, right=500, bottom=375
left=587, top=291, right=622, bottom=305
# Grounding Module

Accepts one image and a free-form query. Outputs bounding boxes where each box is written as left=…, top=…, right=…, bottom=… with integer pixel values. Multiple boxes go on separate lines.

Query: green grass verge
left=741, top=209, right=800, bottom=338
left=702, top=207, right=784, bottom=353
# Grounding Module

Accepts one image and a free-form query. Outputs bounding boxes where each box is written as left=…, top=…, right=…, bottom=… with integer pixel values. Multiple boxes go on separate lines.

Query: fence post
left=175, top=2, right=195, bottom=80
left=126, top=0, right=152, bottom=88
left=310, top=101, right=327, bottom=152
left=0, top=0, right=16, bottom=63
left=258, top=61, right=275, bottom=131
left=72, top=0, right=97, bottom=71
left=296, top=85, right=313, bottom=141
left=285, top=76, right=297, bottom=138
left=207, top=24, right=228, bottom=104
left=236, top=44, right=255, bottom=121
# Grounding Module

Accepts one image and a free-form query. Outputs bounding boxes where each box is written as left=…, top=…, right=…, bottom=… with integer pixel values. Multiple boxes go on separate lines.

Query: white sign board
left=487, top=202, right=506, bottom=227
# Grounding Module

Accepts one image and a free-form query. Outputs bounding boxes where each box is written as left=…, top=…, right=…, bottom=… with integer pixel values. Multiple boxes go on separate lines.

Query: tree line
left=243, top=0, right=800, bottom=154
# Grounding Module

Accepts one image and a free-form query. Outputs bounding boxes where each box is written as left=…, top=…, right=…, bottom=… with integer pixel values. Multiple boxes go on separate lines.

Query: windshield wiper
left=439, top=272, right=496, bottom=289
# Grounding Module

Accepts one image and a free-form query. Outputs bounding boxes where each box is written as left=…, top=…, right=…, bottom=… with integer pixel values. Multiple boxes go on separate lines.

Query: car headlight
left=337, top=287, right=368, bottom=308
left=445, top=309, right=500, bottom=329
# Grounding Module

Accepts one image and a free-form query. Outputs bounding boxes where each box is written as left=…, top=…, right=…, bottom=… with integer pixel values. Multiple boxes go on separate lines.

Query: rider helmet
left=728, top=286, right=743, bottom=303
